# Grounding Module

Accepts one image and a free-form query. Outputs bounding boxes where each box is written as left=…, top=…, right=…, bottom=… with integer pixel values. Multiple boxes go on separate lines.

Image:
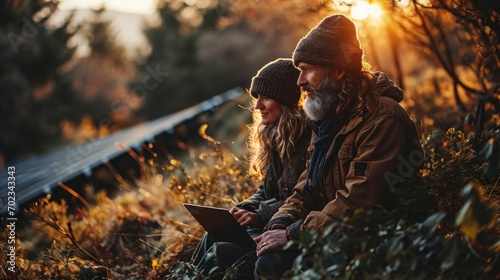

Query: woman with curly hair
left=192, top=58, right=311, bottom=279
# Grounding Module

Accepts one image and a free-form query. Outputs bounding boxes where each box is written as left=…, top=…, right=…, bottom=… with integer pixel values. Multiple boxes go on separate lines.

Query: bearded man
left=253, top=14, right=423, bottom=279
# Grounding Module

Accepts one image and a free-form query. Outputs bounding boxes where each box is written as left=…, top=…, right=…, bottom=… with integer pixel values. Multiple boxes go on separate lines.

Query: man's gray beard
left=303, top=78, right=338, bottom=121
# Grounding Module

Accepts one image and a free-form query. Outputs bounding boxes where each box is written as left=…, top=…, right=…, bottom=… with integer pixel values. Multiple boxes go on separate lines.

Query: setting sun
left=350, top=1, right=383, bottom=21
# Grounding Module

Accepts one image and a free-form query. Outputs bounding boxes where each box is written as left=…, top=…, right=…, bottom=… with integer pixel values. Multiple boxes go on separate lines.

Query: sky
left=59, top=0, right=157, bottom=15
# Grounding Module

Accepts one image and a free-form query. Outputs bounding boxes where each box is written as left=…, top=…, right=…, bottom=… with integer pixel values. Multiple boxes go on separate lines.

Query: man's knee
left=255, top=254, right=278, bottom=280
left=254, top=250, right=299, bottom=280
left=254, top=254, right=273, bottom=276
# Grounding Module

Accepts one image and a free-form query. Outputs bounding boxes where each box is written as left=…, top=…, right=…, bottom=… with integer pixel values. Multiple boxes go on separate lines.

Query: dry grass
left=2, top=122, right=257, bottom=279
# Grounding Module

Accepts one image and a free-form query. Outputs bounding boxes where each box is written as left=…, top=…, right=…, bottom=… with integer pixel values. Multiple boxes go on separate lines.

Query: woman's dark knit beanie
left=249, top=58, right=301, bottom=108
left=293, top=14, right=363, bottom=71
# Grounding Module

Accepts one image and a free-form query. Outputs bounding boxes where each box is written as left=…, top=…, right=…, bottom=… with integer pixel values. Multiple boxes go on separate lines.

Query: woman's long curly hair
left=330, top=61, right=378, bottom=117
left=246, top=96, right=308, bottom=180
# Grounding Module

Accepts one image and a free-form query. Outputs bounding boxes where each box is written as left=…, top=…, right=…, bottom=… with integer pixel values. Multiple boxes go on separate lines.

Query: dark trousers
left=254, top=249, right=301, bottom=280
left=192, top=233, right=256, bottom=279
left=191, top=232, right=214, bottom=266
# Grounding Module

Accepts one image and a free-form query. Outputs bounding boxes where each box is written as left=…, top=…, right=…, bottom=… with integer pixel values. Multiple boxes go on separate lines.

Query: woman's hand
left=229, top=206, right=262, bottom=227
left=254, top=229, right=288, bottom=257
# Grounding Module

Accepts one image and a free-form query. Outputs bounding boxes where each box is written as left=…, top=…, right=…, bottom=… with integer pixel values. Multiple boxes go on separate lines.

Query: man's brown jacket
left=266, top=72, right=423, bottom=236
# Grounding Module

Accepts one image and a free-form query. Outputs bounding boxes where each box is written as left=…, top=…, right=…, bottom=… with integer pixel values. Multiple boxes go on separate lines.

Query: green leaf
left=483, top=140, right=500, bottom=177
left=456, top=200, right=479, bottom=241
left=456, top=182, right=497, bottom=242
left=439, top=234, right=462, bottom=273
left=422, top=212, right=446, bottom=235
left=473, top=140, right=493, bottom=163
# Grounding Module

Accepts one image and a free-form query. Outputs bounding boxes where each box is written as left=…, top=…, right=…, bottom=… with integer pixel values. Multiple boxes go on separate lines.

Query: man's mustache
left=302, top=85, right=316, bottom=93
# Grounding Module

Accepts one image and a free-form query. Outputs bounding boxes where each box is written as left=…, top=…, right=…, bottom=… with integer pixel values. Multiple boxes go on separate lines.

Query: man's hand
left=254, top=229, right=288, bottom=257
left=229, top=206, right=262, bottom=227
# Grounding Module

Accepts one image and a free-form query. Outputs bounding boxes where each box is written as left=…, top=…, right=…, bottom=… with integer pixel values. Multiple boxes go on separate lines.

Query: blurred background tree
left=0, top=0, right=79, bottom=162
left=390, top=0, right=500, bottom=136
left=132, top=0, right=205, bottom=120
left=65, top=7, right=140, bottom=142
left=132, top=0, right=303, bottom=120
left=1, top=1, right=145, bottom=163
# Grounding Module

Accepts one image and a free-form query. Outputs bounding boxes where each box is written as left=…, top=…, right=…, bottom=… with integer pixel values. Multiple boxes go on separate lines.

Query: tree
left=0, top=0, right=79, bottom=162
left=69, top=7, right=139, bottom=137
left=132, top=1, right=204, bottom=119
left=134, top=0, right=298, bottom=120
left=390, top=0, right=499, bottom=133
left=84, top=7, right=129, bottom=69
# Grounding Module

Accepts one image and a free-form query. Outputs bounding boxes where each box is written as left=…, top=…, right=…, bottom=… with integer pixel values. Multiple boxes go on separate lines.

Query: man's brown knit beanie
left=249, top=58, right=301, bottom=108
left=293, top=14, right=363, bottom=71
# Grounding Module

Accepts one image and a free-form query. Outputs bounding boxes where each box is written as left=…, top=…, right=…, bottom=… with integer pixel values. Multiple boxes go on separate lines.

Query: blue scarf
left=303, top=113, right=339, bottom=196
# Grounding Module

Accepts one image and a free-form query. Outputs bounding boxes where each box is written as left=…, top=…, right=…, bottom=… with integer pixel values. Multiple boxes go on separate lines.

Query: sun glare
left=350, top=1, right=383, bottom=21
